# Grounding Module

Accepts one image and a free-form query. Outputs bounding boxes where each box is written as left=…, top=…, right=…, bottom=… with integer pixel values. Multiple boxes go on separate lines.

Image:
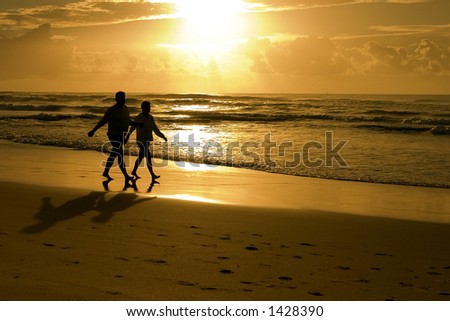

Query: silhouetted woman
left=126, top=101, right=167, bottom=182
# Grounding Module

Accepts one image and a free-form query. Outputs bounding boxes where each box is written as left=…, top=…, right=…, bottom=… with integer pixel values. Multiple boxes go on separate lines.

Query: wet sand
left=0, top=140, right=449, bottom=300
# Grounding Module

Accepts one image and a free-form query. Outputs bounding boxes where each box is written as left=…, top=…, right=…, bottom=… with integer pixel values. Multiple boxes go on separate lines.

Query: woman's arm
left=151, top=119, right=167, bottom=141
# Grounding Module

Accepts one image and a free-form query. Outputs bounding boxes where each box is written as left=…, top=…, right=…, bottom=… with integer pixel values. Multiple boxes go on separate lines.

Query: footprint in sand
left=220, top=269, right=234, bottom=274
left=144, top=259, right=167, bottom=264
left=278, top=276, right=293, bottom=281
left=43, top=243, right=55, bottom=247
left=240, top=281, right=253, bottom=285
left=427, top=271, right=442, bottom=276
left=439, top=292, right=450, bottom=296
left=200, top=287, right=217, bottom=291
left=338, top=266, right=351, bottom=271
left=106, top=291, right=121, bottom=296
left=300, top=243, right=315, bottom=247
left=115, top=257, right=130, bottom=262
left=114, top=275, right=124, bottom=278
left=217, top=256, right=230, bottom=260
left=190, top=226, right=200, bottom=229
left=308, top=291, right=323, bottom=297
left=375, top=252, right=393, bottom=257
left=178, top=281, right=198, bottom=287
left=399, top=282, right=413, bottom=287
left=219, top=235, right=231, bottom=240
left=200, top=244, right=217, bottom=248
left=58, top=258, right=80, bottom=265
left=245, top=246, right=258, bottom=251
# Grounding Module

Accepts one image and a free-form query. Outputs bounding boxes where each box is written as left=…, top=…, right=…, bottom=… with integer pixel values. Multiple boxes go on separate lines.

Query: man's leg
left=103, top=139, right=121, bottom=180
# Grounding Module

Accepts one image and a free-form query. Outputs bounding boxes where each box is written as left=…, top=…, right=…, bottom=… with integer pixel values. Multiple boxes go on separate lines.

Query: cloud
left=369, top=24, right=450, bottom=37
left=239, top=36, right=349, bottom=75
left=244, top=0, right=431, bottom=10
left=0, top=23, right=73, bottom=78
left=408, top=39, right=450, bottom=73
left=0, top=1, right=175, bottom=33
left=267, top=36, right=349, bottom=75
left=359, top=39, right=450, bottom=74
left=239, top=36, right=450, bottom=76
left=0, top=1, right=75, bottom=10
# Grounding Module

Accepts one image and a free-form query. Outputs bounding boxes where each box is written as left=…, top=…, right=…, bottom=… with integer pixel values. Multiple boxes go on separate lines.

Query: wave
left=159, top=110, right=336, bottom=123
left=0, top=104, right=64, bottom=112
left=402, top=118, right=450, bottom=126
left=0, top=104, right=141, bottom=115
left=159, top=110, right=405, bottom=124
left=431, top=126, right=450, bottom=136
left=0, top=113, right=99, bottom=121
left=1, top=134, right=448, bottom=189
left=145, top=93, right=272, bottom=101
left=0, top=93, right=108, bottom=103
left=365, top=109, right=421, bottom=116
left=356, top=124, right=430, bottom=133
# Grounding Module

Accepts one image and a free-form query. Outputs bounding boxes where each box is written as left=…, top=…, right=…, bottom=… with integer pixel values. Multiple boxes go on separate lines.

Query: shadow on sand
left=23, top=191, right=155, bottom=233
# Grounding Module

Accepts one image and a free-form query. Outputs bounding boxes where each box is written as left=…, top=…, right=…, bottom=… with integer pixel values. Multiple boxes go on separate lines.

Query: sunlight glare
left=159, top=194, right=221, bottom=203
left=174, top=0, right=246, bottom=50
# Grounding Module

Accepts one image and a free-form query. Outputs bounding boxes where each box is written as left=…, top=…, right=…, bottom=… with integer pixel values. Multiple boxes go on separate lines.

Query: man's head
left=115, top=91, right=126, bottom=105
left=141, top=100, right=151, bottom=114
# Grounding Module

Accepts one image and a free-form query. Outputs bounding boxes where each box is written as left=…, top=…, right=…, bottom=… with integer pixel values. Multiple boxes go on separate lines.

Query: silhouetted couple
left=88, top=91, right=167, bottom=190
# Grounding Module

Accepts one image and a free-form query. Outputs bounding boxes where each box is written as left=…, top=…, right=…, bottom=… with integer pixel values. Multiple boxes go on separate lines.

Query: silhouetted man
left=88, top=91, right=134, bottom=188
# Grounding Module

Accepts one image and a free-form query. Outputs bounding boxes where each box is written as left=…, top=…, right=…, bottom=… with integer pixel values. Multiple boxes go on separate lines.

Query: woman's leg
left=145, top=142, right=159, bottom=179
left=132, top=142, right=145, bottom=178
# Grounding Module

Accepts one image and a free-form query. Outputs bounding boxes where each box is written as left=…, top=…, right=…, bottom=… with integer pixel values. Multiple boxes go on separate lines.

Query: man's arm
left=88, top=108, right=112, bottom=137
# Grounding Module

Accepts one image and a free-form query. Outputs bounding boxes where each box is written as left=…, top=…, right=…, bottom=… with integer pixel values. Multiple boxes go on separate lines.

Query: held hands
left=124, top=132, right=130, bottom=144
left=87, top=130, right=95, bottom=137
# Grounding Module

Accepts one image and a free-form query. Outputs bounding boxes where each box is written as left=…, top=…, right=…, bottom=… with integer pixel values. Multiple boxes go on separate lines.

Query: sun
left=173, top=0, right=247, bottom=51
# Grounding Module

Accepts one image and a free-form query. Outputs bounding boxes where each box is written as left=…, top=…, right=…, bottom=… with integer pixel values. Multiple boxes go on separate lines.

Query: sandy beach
left=0, top=139, right=449, bottom=300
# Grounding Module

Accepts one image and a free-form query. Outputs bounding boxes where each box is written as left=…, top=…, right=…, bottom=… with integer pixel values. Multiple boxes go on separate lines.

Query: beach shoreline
left=1, top=140, right=449, bottom=300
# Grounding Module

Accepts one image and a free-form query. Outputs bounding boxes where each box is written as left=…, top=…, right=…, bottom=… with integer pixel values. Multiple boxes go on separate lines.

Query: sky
left=0, top=0, right=449, bottom=94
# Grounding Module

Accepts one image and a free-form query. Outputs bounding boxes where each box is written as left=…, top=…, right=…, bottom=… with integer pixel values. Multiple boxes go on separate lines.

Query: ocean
left=1, top=92, right=449, bottom=188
